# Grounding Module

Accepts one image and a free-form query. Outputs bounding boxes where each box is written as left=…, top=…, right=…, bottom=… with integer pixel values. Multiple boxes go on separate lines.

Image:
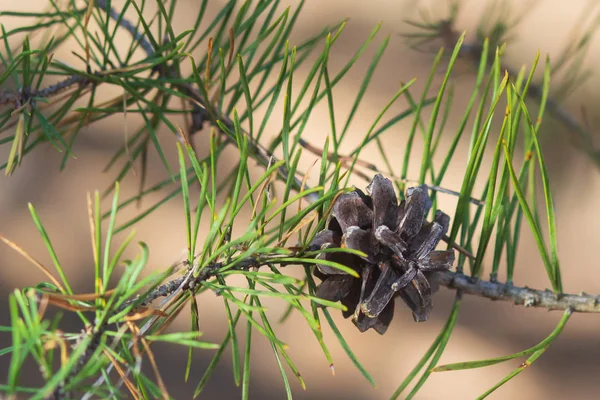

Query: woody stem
left=436, top=271, right=600, bottom=313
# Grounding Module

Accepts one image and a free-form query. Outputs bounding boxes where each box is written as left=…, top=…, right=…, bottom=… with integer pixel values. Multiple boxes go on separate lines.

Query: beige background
left=2, top=0, right=600, bottom=399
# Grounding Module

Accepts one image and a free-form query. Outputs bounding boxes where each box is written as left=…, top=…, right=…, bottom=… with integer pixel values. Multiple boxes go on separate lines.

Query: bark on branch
left=436, top=271, right=600, bottom=312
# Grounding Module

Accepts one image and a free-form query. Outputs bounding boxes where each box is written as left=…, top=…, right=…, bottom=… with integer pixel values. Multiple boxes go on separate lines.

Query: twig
left=174, top=81, right=317, bottom=201
left=123, top=266, right=600, bottom=317
left=0, top=75, right=91, bottom=108
left=95, top=0, right=156, bottom=57
left=436, top=271, right=600, bottom=312
left=298, top=137, right=486, bottom=206
left=442, top=234, right=474, bottom=260
left=117, top=256, right=260, bottom=312
left=92, top=0, right=314, bottom=202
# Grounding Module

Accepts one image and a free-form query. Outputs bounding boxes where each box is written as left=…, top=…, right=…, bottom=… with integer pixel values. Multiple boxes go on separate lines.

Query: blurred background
left=2, top=0, right=600, bottom=399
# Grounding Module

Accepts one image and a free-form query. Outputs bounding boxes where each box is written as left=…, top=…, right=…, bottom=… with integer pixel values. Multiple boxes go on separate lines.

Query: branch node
left=523, top=295, right=537, bottom=308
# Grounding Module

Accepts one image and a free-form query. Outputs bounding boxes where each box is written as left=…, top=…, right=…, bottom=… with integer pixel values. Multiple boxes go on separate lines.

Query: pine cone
left=310, top=174, right=455, bottom=334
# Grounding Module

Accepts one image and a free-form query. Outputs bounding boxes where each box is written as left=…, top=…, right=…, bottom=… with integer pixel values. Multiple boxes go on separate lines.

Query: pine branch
left=53, top=256, right=262, bottom=399
left=0, top=0, right=311, bottom=198
left=118, top=257, right=261, bottom=312
left=4, top=2, right=597, bottom=398
left=35, top=3, right=320, bottom=396
left=430, top=17, right=600, bottom=166
left=53, top=246, right=597, bottom=398
left=87, top=0, right=600, bottom=318
left=120, top=264, right=600, bottom=317
left=91, top=0, right=313, bottom=199
left=66, top=256, right=600, bottom=399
